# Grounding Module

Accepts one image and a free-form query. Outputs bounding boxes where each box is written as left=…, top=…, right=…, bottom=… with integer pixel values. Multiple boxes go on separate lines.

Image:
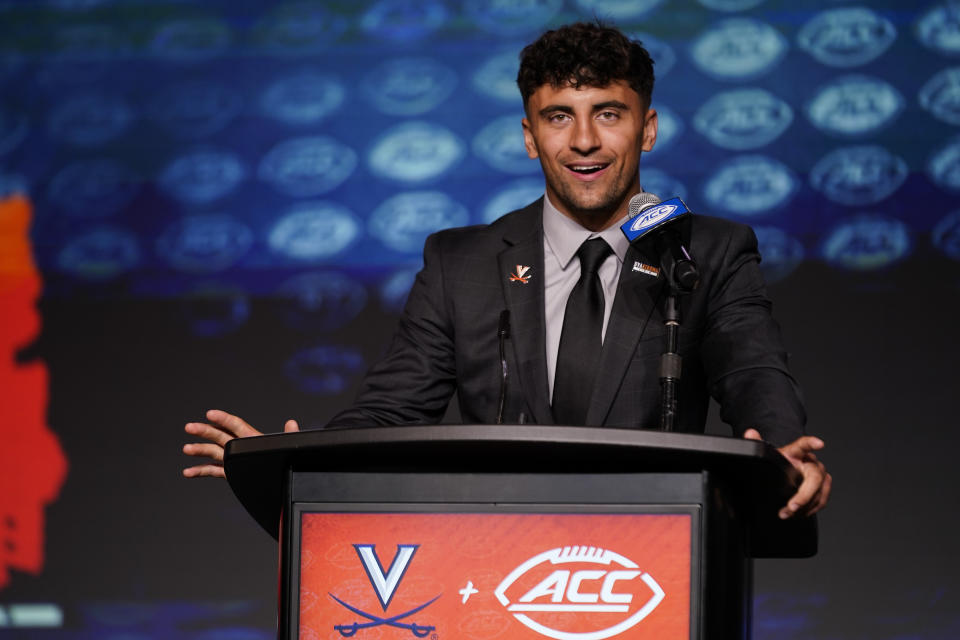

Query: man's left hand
left=743, top=428, right=832, bottom=519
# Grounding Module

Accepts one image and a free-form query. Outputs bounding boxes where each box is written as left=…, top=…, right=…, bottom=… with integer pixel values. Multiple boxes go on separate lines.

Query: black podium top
left=224, top=424, right=816, bottom=558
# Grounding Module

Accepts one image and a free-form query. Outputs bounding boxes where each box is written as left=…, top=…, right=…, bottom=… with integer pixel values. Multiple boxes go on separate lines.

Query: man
left=184, top=22, right=830, bottom=519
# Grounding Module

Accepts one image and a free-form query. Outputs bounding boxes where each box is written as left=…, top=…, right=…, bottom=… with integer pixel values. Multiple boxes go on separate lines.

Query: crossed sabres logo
left=330, top=544, right=439, bottom=637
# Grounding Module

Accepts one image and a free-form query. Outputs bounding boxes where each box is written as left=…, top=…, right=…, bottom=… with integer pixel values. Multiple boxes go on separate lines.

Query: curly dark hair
left=517, top=22, right=655, bottom=111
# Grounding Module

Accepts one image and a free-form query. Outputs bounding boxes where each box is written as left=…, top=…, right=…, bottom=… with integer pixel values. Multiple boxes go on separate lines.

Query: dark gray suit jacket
left=328, top=199, right=806, bottom=447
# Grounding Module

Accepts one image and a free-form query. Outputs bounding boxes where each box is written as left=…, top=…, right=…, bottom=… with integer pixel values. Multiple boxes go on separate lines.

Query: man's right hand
left=182, top=409, right=300, bottom=479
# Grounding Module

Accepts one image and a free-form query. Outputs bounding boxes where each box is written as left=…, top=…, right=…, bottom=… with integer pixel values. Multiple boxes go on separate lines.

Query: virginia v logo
left=330, top=543, right=439, bottom=638
left=355, top=544, right=419, bottom=610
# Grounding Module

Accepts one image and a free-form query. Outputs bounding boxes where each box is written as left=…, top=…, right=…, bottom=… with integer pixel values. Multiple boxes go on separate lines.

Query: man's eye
left=597, top=111, right=619, bottom=121
left=548, top=113, right=570, bottom=123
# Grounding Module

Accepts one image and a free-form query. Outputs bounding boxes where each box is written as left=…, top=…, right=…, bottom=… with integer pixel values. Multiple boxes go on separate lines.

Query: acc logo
left=703, top=155, right=797, bottom=215
left=360, top=0, right=449, bottom=41
left=573, top=0, right=666, bottom=21
left=369, top=191, right=470, bottom=253
left=465, top=0, right=562, bottom=36
left=648, top=104, right=682, bottom=154
left=821, top=214, right=911, bottom=271
left=694, top=88, right=793, bottom=150
left=916, top=4, right=960, bottom=56
left=259, top=136, right=357, bottom=197
left=933, top=211, right=960, bottom=260
left=691, top=18, right=787, bottom=81
left=474, top=114, right=540, bottom=174
left=797, top=7, right=896, bottom=68
left=629, top=204, right=678, bottom=232
left=483, top=178, right=544, bottom=223
left=362, top=57, right=457, bottom=115
left=473, top=51, right=523, bottom=103
left=260, top=69, right=345, bottom=125
left=919, top=67, right=960, bottom=126
left=284, top=345, right=366, bottom=395
left=160, top=149, right=245, bottom=204
left=928, top=135, right=960, bottom=192
left=806, top=75, right=903, bottom=137
left=253, top=4, right=347, bottom=54
left=639, top=168, right=687, bottom=203
left=809, top=145, right=907, bottom=206
left=274, top=271, right=368, bottom=332
left=753, top=226, right=805, bottom=284
left=47, top=158, right=140, bottom=216
left=268, top=201, right=360, bottom=261
left=369, top=122, right=464, bottom=183
left=156, top=214, right=253, bottom=273
left=149, top=18, right=231, bottom=61
left=626, top=32, right=676, bottom=77
left=48, top=92, right=133, bottom=146
left=57, top=227, right=140, bottom=280
left=148, top=81, right=241, bottom=137
left=495, top=546, right=664, bottom=640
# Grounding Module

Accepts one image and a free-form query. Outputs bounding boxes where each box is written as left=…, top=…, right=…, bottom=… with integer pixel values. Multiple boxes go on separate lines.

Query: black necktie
left=553, top=237, right=613, bottom=425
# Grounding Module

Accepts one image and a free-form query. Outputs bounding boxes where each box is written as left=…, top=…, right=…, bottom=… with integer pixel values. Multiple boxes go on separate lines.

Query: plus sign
left=459, top=580, right=479, bottom=603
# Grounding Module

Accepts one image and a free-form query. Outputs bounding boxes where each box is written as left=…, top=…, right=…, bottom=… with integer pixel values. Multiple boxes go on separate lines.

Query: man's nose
left=570, top=118, right=601, bottom=155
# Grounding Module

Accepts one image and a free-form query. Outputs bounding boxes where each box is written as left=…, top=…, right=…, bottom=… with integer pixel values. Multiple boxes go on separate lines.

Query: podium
left=225, top=425, right=816, bottom=640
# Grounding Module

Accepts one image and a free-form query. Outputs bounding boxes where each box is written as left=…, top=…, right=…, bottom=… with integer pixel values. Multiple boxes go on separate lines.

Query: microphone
left=620, top=193, right=700, bottom=294
left=496, top=310, right=510, bottom=425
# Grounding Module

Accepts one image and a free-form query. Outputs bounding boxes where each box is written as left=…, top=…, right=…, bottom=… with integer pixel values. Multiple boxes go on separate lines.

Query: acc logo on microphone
left=797, top=7, right=896, bottom=68
left=694, top=88, right=792, bottom=150
left=691, top=18, right=787, bottom=80
left=809, top=145, right=907, bottom=206
left=806, top=75, right=903, bottom=137
left=494, top=546, right=664, bottom=640
left=628, top=203, right=679, bottom=233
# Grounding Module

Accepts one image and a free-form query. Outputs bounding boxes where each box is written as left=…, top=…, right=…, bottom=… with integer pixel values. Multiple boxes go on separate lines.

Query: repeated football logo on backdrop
left=301, top=513, right=691, bottom=639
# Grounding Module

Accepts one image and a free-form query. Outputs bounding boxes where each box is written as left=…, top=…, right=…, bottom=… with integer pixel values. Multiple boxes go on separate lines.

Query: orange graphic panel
left=299, top=512, right=691, bottom=640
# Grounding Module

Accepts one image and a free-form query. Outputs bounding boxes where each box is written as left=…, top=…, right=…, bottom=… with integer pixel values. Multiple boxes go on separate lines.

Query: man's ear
left=641, top=108, right=658, bottom=153
left=522, top=118, right=539, bottom=159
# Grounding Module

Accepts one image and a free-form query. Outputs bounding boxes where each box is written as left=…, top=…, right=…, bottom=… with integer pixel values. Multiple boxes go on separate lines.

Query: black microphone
left=620, top=193, right=700, bottom=294
left=496, top=309, right=510, bottom=425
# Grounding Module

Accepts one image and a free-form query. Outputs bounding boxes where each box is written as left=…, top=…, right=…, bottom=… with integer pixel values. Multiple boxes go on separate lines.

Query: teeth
left=571, top=165, right=603, bottom=173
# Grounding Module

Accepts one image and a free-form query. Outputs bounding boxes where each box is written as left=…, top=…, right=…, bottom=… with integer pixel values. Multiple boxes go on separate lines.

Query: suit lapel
left=585, top=244, right=665, bottom=425
left=497, top=201, right=553, bottom=425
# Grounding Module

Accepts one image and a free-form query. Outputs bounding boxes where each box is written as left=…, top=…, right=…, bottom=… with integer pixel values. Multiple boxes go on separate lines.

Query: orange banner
left=299, top=512, right=691, bottom=640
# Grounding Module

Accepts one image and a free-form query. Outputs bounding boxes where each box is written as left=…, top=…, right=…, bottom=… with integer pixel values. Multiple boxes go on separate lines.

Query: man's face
left=522, top=80, right=657, bottom=230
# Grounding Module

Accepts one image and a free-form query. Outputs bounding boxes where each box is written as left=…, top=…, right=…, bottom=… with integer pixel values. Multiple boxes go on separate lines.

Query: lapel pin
left=509, top=265, right=531, bottom=284
left=632, top=261, right=659, bottom=277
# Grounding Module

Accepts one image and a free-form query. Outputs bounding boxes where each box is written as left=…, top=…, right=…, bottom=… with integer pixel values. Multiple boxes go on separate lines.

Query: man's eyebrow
left=593, top=100, right=629, bottom=111
left=538, top=104, right=574, bottom=118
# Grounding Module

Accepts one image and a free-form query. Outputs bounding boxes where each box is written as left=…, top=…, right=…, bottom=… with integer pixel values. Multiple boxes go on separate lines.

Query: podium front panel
left=282, top=472, right=706, bottom=640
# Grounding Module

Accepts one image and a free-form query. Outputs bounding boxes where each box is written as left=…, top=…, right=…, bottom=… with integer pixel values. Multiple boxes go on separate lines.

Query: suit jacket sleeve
left=325, top=232, right=457, bottom=427
left=696, top=219, right=806, bottom=447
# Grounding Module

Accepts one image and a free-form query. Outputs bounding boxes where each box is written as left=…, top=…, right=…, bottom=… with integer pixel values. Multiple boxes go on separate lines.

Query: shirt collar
left=542, top=192, right=632, bottom=270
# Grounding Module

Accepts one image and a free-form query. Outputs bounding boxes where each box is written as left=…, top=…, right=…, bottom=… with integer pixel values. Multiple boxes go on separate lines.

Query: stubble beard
left=550, top=167, right=638, bottom=228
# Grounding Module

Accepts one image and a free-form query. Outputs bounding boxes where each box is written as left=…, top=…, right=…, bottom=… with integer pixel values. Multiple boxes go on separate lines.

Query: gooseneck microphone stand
left=657, top=231, right=700, bottom=432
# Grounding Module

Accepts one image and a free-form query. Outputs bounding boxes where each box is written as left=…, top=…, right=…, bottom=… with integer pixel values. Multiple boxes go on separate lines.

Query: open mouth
left=567, top=163, right=609, bottom=175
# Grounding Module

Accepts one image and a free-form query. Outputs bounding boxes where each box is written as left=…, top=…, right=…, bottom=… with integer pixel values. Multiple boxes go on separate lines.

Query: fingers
left=742, top=428, right=762, bottom=441
left=780, top=460, right=831, bottom=519
left=284, top=419, right=300, bottom=433
left=182, top=463, right=226, bottom=479
left=205, top=409, right=261, bottom=438
left=779, top=435, right=825, bottom=462
left=182, top=442, right=225, bottom=463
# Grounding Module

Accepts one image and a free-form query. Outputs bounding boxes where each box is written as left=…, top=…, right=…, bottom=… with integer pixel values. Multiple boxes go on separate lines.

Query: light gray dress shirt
left=542, top=194, right=631, bottom=399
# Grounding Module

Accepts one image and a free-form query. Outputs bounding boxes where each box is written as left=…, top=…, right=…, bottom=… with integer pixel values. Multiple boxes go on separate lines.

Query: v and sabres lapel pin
left=509, top=265, right=532, bottom=284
